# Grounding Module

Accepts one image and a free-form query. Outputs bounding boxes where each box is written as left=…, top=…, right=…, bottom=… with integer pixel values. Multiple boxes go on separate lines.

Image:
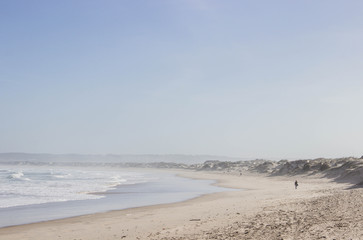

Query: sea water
left=0, top=166, right=152, bottom=208
left=0, top=165, right=228, bottom=227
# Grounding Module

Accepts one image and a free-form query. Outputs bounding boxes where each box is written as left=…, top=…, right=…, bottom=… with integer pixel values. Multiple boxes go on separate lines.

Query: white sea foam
left=7, top=171, right=30, bottom=181
left=0, top=166, right=154, bottom=208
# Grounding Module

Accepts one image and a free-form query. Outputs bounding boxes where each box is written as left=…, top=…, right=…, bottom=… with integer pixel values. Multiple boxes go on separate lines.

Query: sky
left=1, top=0, right=363, bottom=159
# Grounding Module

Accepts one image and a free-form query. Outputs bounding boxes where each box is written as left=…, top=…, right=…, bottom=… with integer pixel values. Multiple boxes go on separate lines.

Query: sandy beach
left=0, top=169, right=362, bottom=240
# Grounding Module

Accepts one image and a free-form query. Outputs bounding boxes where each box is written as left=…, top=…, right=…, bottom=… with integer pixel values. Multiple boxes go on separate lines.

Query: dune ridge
left=1, top=157, right=362, bottom=239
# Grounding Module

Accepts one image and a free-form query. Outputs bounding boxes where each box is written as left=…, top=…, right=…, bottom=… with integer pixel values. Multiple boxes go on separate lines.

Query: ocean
left=0, top=165, right=227, bottom=228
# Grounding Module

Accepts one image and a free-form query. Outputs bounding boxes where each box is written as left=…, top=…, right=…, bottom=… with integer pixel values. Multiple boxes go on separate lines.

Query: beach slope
left=1, top=169, right=362, bottom=240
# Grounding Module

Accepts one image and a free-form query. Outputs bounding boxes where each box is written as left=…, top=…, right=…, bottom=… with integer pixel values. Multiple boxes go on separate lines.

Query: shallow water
left=0, top=166, right=152, bottom=208
left=0, top=165, right=229, bottom=227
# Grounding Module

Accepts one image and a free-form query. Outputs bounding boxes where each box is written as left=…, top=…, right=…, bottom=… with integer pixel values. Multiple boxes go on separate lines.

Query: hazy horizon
left=0, top=152, right=360, bottom=161
left=1, top=1, right=363, bottom=160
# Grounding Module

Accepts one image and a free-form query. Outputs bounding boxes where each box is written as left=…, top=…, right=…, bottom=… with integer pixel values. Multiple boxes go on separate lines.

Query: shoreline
left=0, top=168, right=228, bottom=228
left=1, top=169, right=362, bottom=239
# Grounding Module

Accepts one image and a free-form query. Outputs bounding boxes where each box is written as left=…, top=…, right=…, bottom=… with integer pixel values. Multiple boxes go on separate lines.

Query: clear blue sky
left=1, top=0, right=363, bottom=159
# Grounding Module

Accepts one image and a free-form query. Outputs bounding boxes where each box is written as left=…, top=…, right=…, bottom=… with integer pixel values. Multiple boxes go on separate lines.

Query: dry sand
left=0, top=170, right=362, bottom=240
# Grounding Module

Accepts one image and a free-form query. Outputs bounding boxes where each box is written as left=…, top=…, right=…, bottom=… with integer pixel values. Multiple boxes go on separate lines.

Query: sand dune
left=0, top=158, right=362, bottom=239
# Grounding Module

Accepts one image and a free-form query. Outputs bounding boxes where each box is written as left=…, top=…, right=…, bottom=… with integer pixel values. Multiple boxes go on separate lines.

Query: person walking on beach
left=295, top=180, right=298, bottom=189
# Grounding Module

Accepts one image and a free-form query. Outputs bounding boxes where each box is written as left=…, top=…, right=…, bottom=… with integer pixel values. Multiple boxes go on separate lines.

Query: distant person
left=295, top=180, right=298, bottom=189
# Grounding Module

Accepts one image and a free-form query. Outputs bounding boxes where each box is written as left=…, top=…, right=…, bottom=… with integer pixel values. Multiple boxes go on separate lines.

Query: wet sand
left=0, top=170, right=361, bottom=240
